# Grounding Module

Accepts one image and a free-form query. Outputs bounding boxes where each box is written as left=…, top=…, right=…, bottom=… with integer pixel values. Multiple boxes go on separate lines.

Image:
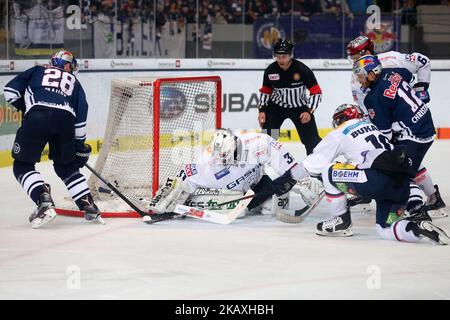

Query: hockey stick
left=98, top=184, right=255, bottom=225
left=84, top=163, right=150, bottom=218
left=216, top=193, right=256, bottom=207
left=276, top=189, right=325, bottom=224
left=98, top=186, right=151, bottom=204
left=100, top=185, right=256, bottom=209
left=172, top=190, right=255, bottom=225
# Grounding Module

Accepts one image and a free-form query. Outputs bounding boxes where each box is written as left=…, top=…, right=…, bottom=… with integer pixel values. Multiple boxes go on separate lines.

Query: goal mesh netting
left=57, top=76, right=221, bottom=217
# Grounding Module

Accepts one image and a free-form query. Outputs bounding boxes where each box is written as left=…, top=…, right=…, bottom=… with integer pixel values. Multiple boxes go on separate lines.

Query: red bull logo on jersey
left=365, top=21, right=396, bottom=53
left=383, top=73, right=402, bottom=99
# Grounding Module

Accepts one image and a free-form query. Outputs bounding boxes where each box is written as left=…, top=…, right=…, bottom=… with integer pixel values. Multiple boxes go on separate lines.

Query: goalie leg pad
left=148, top=177, right=192, bottom=213
left=187, top=188, right=244, bottom=214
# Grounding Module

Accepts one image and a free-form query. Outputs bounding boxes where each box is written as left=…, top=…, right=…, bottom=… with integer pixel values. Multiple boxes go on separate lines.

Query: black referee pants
left=262, top=106, right=321, bottom=155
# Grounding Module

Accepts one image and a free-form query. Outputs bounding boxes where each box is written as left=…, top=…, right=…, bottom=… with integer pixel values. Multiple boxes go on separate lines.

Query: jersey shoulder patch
left=184, top=164, right=198, bottom=177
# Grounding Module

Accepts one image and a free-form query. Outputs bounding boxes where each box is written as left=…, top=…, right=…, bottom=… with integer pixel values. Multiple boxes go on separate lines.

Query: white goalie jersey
left=302, top=118, right=393, bottom=175
left=178, top=131, right=300, bottom=193
left=351, top=51, right=431, bottom=112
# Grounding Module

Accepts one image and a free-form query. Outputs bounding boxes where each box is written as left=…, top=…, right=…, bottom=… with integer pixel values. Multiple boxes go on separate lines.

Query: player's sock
left=414, top=167, right=436, bottom=196
left=406, top=182, right=425, bottom=213
left=62, top=171, right=91, bottom=206
left=13, top=161, right=45, bottom=205
left=390, top=220, right=421, bottom=243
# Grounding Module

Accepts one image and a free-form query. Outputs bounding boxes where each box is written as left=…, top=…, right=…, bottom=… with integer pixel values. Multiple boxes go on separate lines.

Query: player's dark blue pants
left=12, top=107, right=76, bottom=164
left=394, top=140, right=433, bottom=176
left=12, top=107, right=87, bottom=208
left=327, top=167, right=410, bottom=228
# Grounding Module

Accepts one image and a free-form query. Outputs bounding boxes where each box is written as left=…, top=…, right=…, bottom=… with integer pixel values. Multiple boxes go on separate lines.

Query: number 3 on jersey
left=283, top=152, right=294, bottom=164
left=42, top=68, right=76, bottom=96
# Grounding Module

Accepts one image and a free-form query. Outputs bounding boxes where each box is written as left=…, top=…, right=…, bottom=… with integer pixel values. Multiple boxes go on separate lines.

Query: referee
left=258, top=39, right=322, bottom=155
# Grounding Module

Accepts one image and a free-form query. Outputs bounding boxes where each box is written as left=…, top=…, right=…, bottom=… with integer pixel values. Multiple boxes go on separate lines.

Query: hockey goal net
left=57, top=76, right=221, bottom=218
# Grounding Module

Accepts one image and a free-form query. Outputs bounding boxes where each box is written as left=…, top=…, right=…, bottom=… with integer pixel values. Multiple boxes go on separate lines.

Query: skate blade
left=31, top=209, right=57, bottom=229
left=428, top=208, right=448, bottom=219
left=92, top=216, right=106, bottom=225
left=421, top=221, right=450, bottom=245
left=315, top=228, right=354, bottom=237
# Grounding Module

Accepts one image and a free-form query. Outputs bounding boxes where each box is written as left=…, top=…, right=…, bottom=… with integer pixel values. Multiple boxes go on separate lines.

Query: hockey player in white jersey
left=304, top=104, right=449, bottom=245
left=345, top=35, right=446, bottom=217
left=147, top=129, right=312, bottom=221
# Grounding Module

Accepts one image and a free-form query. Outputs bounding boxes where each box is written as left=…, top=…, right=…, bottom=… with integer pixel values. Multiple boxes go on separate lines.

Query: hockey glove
left=295, top=177, right=324, bottom=206
left=75, top=142, right=92, bottom=168
left=272, top=170, right=298, bottom=196
left=413, top=82, right=430, bottom=104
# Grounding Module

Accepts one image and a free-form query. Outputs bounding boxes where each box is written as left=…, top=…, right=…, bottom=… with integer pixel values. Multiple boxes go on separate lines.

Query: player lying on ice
left=302, top=103, right=449, bottom=245
left=145, top=128, right=323, bottom=224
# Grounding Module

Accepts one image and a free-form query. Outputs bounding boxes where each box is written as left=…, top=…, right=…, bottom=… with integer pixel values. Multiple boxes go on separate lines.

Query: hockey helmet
left=346, top=35, right=375, bottom=60
left=332, top=104, right=364, bottom=128
left=273, top=39, right=295, bottom=56
left=212, top=129, right=242, bottom=166
left=50, top=50, right=78, bottom=73
left=352, top=55, right=382, bottom=79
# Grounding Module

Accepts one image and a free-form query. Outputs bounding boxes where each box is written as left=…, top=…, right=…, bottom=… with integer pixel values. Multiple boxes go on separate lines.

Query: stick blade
left=174, top=190, right=255, bottom=225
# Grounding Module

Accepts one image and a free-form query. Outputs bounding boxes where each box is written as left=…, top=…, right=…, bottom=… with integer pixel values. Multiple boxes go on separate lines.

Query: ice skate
left=426, top=185, right=448, bottom=219
left=406, top=220, right=450, bottom=245
left=84, top=202, right=105, bottom=225
left=29, top=185, right=57, bottom=229
left=316, top=208, right=353, bottom=237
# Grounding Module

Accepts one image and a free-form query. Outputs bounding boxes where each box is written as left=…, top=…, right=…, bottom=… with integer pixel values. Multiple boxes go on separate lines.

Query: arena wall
left=1, top=59, right=449, bottom=167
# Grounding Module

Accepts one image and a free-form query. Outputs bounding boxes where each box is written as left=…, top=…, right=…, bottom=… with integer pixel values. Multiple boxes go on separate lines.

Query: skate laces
left=322, top=216, right=341, bottom=229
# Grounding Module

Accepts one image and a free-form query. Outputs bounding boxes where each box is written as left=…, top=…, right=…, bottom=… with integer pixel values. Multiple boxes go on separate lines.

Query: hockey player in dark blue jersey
left=3, top=50, right=104, bottom=228
left=352, top=55, right=446, bottom=219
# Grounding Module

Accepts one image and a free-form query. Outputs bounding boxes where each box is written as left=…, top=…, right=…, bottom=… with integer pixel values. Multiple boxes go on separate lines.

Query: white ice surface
left=1, top=141, right=450, bottom=300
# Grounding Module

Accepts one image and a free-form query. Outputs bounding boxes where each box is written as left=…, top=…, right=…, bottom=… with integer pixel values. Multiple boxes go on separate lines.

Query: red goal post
left=56, top=75, right=222, bottom=218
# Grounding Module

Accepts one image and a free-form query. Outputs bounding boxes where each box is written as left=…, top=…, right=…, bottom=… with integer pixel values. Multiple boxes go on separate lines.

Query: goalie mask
left=212, top=129, right=242, bottom=166
left=332, top=104, right=364, bottom=128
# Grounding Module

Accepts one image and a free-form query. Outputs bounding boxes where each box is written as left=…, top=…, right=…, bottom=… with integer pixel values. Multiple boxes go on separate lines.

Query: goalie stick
left=97, top=184, right=255, bottom=225
left=276, top=189, right=325, bottom=224
left=171, top=190, right=255, bottom=225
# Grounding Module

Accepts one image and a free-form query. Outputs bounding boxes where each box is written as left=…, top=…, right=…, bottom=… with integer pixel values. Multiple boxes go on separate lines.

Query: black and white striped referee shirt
left=258, top=59, right=322, bottom=113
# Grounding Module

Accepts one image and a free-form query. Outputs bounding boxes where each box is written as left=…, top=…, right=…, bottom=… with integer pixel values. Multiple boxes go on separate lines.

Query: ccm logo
left=268, top=74, right=280, bottom=81
left=188, top=208, right=205, bottom=218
